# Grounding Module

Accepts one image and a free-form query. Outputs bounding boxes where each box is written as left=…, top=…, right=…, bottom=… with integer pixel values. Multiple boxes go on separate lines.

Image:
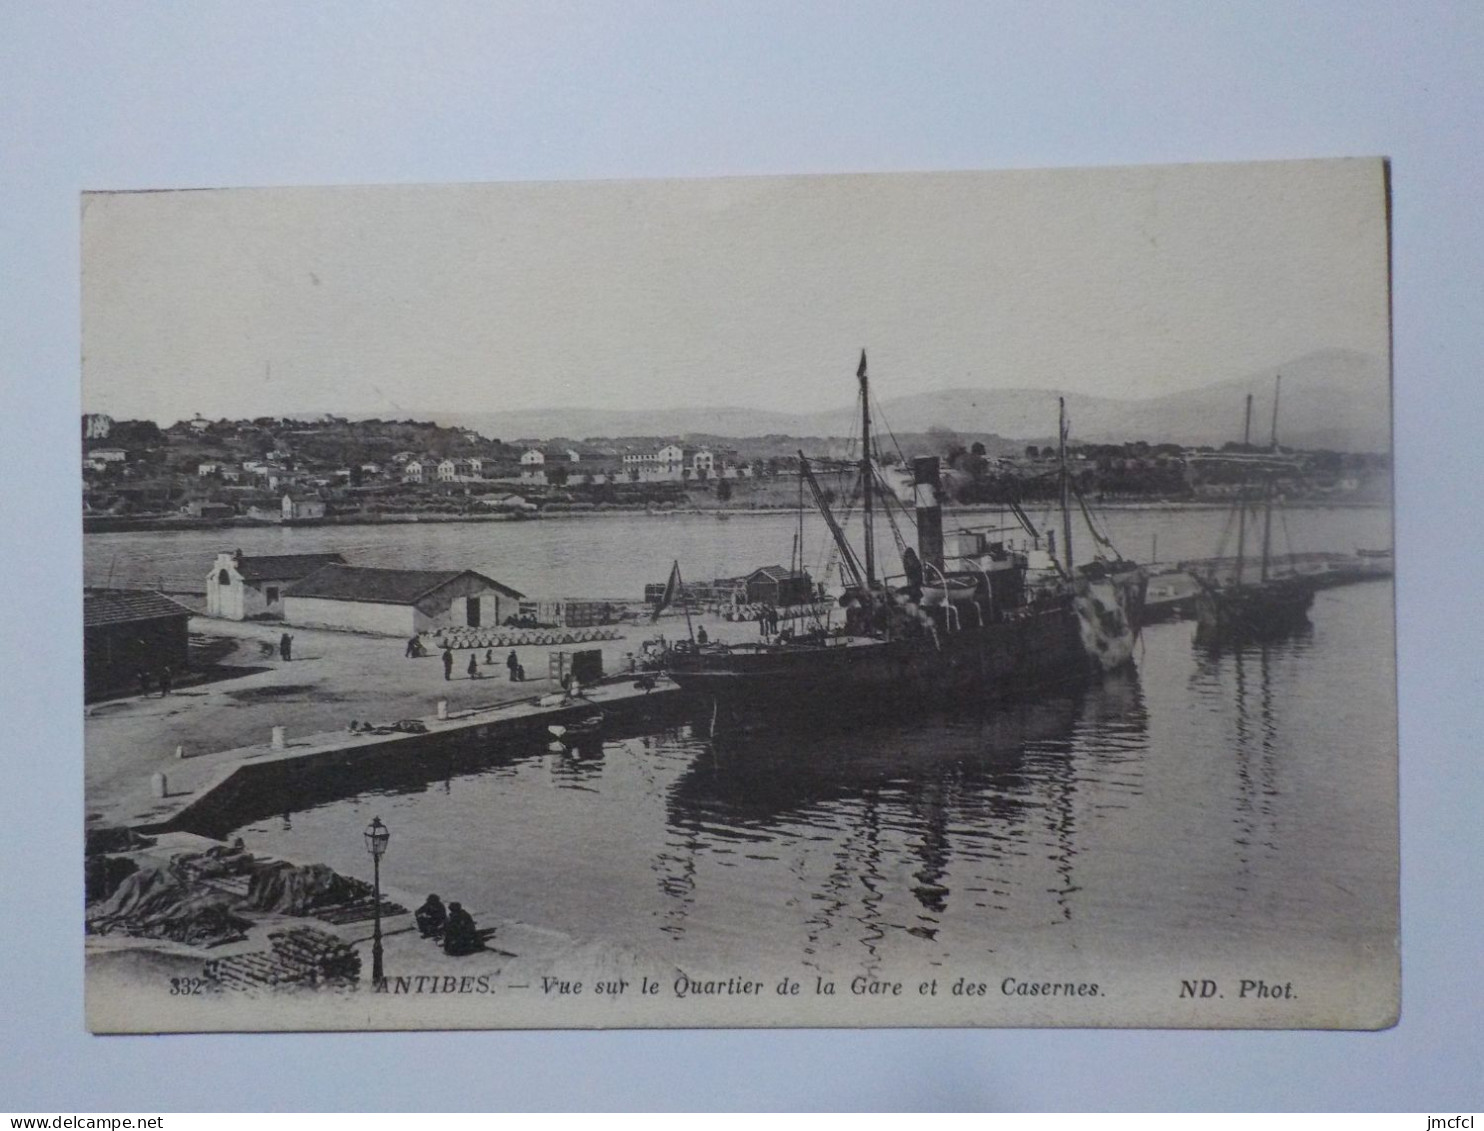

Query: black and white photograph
left=79, top=159, right=1398, bottom=1033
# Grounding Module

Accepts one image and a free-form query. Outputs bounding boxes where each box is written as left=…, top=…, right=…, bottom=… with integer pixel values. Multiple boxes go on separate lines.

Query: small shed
left=744, top=565, right=814, bottom=607
left=205, top=550, right=347, bottom=620
left=84, top=590, right=192, bottom=700
left=282, top=565, right=524, bottom=636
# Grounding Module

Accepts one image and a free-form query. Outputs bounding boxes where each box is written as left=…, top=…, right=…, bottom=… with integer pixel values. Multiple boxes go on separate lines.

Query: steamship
left=665, top=352, right=1146, bottom=719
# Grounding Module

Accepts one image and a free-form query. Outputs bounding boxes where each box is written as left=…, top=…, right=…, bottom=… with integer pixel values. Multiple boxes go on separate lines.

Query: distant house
left=744, top=565, right=814, bottom=607
left=183, top=500, right=235, bottom=519
left=464, top=457, right=483, bottom=475
left=83, top=590, right=193, bottom=700
left=480, top=493, right=535, bottom=511
left=91, top=448, right=128, bottom=463
left=205, top=550, right=347, bottom=620
left=402, top=459, right=428, bottom=483
left=520, top=448, right=546, bottom=467
left=564, top=449, right=581, bottom=464
left=83, top=413, right=114, bottom=440
left=188, top=415, right=211, bottom=433
left=197, top=462, right=220, bottom=477
left=282, top=493, right=326, bottom=521
left=283, top=565, right=524, bottom=636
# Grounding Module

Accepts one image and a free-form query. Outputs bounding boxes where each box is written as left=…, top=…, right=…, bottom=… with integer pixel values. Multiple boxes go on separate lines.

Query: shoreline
left=84, top=495, right=1393, bottom=535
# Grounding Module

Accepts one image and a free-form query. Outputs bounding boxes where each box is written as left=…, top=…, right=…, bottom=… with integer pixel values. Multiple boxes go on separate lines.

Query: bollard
left=271, top=725, right=286, bottom=750
left=151, top=772, right=168, bottom=798
left=437, top=699, right=448, bottom=720
left=175, top=744, right=185, bottom=759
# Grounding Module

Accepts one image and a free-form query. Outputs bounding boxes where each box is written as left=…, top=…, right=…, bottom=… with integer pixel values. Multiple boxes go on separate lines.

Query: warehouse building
left=205, top=550, right=348, bottom=620
left=282, top=565, right=524, bottom=636
left=83, top=589, right=193, bottom=700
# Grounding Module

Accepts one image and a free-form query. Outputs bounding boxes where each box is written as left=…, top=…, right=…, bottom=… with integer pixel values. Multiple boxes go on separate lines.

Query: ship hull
left=668, top=604, right=1095, bottom=723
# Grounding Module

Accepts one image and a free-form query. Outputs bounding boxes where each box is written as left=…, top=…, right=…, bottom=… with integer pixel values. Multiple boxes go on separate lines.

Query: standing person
left=696, top=625, right=708, bottom=645
left=405, top=636, right=418, bottom=658
left=137, top=668, right=152, bottom=697
left=442, top=646, right=454, bottom=681
left=279, top=632, right=293, bottom=661
left=506, top=649, right=520, bottom=682
left=159, top=666, right=173, bottom=697
left=467, top=653, right=479, bottom=680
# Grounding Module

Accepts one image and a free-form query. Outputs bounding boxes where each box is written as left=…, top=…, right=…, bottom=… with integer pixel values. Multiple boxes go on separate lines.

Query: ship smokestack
left=913, top=456, right=945, bottom=573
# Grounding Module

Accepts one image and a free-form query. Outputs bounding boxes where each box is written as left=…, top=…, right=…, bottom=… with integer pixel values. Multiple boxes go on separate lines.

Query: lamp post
left=363, top=816, right=390, bottom=983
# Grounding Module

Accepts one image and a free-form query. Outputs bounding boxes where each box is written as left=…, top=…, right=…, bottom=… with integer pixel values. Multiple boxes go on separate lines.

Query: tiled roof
left=234, top=553, right=346, bottom=581
left=84, top=590, right=193, bottom=628
left=284, top=565, right=523, bottom=605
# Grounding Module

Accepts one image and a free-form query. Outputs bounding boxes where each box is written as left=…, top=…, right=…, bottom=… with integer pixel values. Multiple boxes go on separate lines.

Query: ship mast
left=1059, top=397, right=1074, bottom=577
left=859, top=349, right=875, bottom=587
left=1261, top=375, right=1281, bottom=583
left=799, top=452, right=865, bottom=592
left=1235, top=393, right=1253, bottom=588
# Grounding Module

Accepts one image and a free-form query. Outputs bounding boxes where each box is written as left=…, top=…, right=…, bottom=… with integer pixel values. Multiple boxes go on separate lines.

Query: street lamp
left=363, top=816, right=390, bottom=983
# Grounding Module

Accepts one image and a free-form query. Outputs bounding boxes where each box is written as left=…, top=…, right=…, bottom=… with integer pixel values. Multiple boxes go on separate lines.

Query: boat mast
left=799, top=452, right=866, bottom=592
left=1059, top=397, right=1074, bottom=577
left=1235, top=393, right=1253, bottom=588
left=1260, top=375, right=1281, bottom=583
left=859, top=350, right=875, bottom=587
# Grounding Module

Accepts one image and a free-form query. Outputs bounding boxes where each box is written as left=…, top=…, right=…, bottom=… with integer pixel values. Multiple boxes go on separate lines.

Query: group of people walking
left=413, top=894, right=482, bottom=956
left=437, top=645, right=525, bottom=682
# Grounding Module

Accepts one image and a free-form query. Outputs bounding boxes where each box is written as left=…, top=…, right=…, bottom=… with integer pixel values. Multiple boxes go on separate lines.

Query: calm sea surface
left=82, top=505, right=1397, bottom=977
left=84, top=502, right=1390, bottom=599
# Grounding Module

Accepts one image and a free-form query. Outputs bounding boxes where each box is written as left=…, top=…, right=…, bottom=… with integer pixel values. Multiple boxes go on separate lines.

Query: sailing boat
left=664, top=351, right=1146, bottom=720
left=1193, top=378, right=1316, bottom=646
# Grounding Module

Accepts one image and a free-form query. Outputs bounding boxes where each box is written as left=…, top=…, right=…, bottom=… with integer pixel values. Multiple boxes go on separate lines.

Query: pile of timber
left=203, top=925, right=361, bottom=989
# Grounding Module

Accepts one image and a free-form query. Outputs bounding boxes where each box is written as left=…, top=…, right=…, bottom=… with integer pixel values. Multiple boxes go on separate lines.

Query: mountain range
left=373, top=348, right=1391, bottom=452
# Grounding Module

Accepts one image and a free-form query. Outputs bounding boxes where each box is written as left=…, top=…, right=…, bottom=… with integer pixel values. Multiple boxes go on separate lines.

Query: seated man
left=442, top=901, right=480, bottom=956
left=414, top=893, right=447, bottom=939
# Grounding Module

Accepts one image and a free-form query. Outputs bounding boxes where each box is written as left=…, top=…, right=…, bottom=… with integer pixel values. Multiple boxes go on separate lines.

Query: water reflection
left=660, top=671, right=1150, bottom=963
left=1187, top=632, right=1310, bottom=914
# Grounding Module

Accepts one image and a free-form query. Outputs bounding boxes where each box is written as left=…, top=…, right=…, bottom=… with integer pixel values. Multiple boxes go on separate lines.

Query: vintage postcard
left=81, top=159, right=1397, bottom=1032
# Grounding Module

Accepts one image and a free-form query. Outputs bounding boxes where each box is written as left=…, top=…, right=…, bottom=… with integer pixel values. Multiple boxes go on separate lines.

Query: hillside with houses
left=80, top=411, right=1391, bottom=529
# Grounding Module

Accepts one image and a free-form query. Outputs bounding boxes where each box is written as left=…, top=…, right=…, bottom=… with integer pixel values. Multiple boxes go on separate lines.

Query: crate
left=549, top=648, right=604, bottom=686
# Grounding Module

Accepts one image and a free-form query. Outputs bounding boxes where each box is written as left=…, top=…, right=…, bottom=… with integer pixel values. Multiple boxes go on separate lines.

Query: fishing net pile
left=239, top=861, right=373, bottom=915
left=86, top=864, right=253, bottom=947
left=85, top=836, right=380, bottom=949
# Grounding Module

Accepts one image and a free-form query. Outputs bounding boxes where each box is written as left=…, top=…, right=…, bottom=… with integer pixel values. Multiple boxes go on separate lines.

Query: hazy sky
left=82, top=158, right=1389, bottom=423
